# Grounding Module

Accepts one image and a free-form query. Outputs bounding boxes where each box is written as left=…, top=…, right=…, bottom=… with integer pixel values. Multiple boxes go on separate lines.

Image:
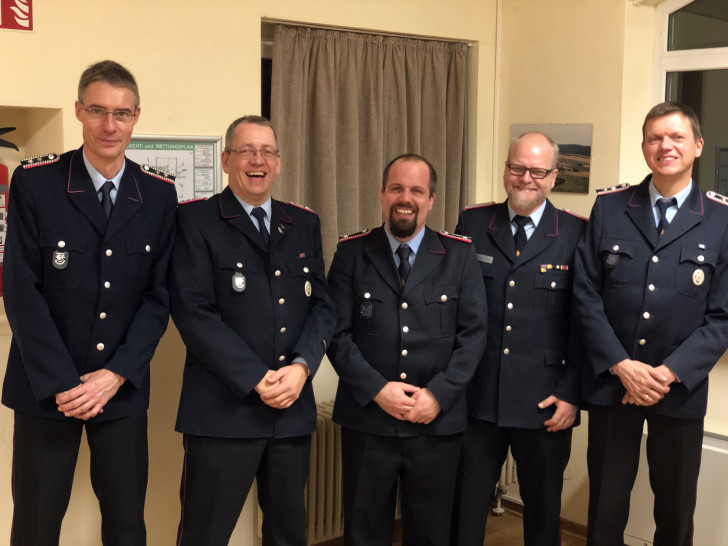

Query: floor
left=480, top=508, right=586, bottom=545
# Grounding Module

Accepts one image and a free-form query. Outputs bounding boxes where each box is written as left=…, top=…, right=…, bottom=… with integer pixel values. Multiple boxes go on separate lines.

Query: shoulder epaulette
left=562, top=209, right=587, bottom=221
left=21, top=153, right=60, bottom=169
left=141, top=164, right=175, bottom=184
left=439, top=231, right=472, bottom=243
left=706, top=191, right=728, bottom=206
left=596, top=183, right=630, bottom=196
left=178, top=197, right=207, bottom=206
left=464, top=201, right=496, bottom=210
left=339, top=229, right=372, bottom=242
left=287, top=201, right=316, bottom=213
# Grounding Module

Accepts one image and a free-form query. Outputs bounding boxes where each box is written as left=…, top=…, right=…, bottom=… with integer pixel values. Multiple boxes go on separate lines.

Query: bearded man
left=326, top=153, right=487, bottom=546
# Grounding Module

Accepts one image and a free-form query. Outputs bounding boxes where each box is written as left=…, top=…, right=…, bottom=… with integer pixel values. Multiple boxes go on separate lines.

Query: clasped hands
left=373, top=382, right=441, bottom=424
left=55, top=369, right=126, bottom=421
left=255, top=362, right=309, bottom=409
left=612, top=359, right=676, bottom=406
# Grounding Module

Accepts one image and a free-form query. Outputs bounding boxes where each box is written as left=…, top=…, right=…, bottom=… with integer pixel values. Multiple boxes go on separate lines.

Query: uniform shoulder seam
left=21, top=153, right=60, bottom=169
left=140, top=164, right=176, bottom=184
left=339, top=229, right=372, bottom=242
left=596, top=183, right=630, bottom=196
left=439, top=231, right=472, bottom=243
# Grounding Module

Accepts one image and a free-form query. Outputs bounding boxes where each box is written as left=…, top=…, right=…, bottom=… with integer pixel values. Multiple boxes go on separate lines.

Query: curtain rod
left=261, top=17, right=473, bottom=47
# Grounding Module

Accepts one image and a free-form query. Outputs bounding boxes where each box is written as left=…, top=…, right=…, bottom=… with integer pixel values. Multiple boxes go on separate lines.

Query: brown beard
left=388, top=204, right=418, bottom=239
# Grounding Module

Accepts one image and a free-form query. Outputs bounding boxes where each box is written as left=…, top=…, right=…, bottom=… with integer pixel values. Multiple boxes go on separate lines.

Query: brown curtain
left=270, top=25, right=469, bottom=263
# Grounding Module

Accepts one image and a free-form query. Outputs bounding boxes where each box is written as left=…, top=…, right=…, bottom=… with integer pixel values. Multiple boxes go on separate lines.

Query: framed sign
left=126, top=135, right=222, bottom=202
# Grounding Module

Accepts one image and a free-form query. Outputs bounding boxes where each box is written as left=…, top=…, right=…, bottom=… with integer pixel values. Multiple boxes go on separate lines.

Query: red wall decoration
left=1, top=0, right=33, bottom=31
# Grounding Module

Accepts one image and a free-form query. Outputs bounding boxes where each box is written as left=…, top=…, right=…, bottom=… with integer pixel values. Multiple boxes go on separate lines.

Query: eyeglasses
left=228, top=147, right=279, bottom=160
left=506, top=162, right=555, bottom=180
left=81, top=106, right=137, bottom=124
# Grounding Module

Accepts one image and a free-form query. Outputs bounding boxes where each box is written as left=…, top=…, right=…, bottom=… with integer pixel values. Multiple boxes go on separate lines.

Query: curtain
left=270, top=25, right=469, bottom=263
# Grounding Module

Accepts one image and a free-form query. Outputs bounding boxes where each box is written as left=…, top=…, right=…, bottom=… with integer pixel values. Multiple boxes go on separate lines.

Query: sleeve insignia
left=596, top=183, right=630, bottom=195
left=706, top=191, right=728, bottom=206
left=287, top=201, right=316, bottom=213
left=439, top=231, right=472, bottom=243
left=339, top=229, right=372, bottom=242
left=141, top=164, right=175, bottom=184
left=21, top=153, right=60, bottom=169
left=464, top=201, right=496, bottom=210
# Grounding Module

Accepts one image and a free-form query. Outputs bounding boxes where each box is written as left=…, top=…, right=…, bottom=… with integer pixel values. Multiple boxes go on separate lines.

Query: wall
left=0, top=1, right=498, bottom=544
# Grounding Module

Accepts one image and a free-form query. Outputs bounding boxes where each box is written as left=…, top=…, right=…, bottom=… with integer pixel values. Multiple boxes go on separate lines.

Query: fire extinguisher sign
left=0, top=0, right=33, bottom=31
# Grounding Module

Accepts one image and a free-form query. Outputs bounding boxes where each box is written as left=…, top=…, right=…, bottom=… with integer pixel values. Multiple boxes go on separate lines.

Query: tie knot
left=656, top=197, right=677, bottom=216
left=396, top=244, right=411, bottom=263
left=100, top=180, right=114, bottom=197
left=251, top=206, right=266, bottom=223
left=513, top=215, right=530, bottom=229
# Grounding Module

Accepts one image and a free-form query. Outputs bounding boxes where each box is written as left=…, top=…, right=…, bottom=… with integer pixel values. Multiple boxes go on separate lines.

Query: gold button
left=145, top=245, right=151, bottom=253
left=401, top=349, right=408, bottom=356
left=639, top=339, right=647, bottom=346
left=551, top=281, right=557, bottom=288
left=96, top=343, right=105, bottom=351
left=504, top=348, right=510, bottom=355
left=506, top=325, right=512, bottom=332
left=275, top=270, right=281, bottom=276
left=280, top=327, right=286, bottom=333
left=237, top=262, right=243, bottom=268
left=402, top=326, right=409, bottom=333
left=509, top=280, right=515, bottom=287
left=303, top=267, right=310, bottom=273
left=99, top=312, right=107, bottom=319
left=104, top=281, right=111, bottom=289
left=105, top=249, right=112, bottom=257
left=400, top=372, right=407, bottom=380
left=698, top=255, right=705, bottom=262
left=643, top=312, right=650, bottom=319
left=648, top=284, right=655, bottom=291
left=612, top=245, right=619, bottom=252
left=58, top=241, right=66, bottom=248
left=401, top=302, right=408, bottom=309
left=440, top=294, right=447, bottom=302
left=279, top=298, right=285, bottom=304
left=279, top=355, right=285, bottom=362
left=652, top=256, right=659, bottom=263
left=364, top=292, right=371, bottom=299
left=507, top=303, right=513, bottom=310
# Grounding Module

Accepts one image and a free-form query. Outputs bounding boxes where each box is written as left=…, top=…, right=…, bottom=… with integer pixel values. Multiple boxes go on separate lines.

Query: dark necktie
left=396, top=244, right=412, bottom=285
left=656, top=197, right=677, bottom=237
left=251, top=207, right=270, bottom=246
left=513, top=215, right=530, bottom=255
left=100, top=180, right=114, bottom=220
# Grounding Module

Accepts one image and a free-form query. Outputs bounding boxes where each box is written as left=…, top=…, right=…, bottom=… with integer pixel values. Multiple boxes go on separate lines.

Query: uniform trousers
left=11, top=411, right=148, bottom=546
left=586, top=403, right=703, bottom=546
left=341, top=427, right=462, bottom=546
left=176, top=434, right=311, bottom=546
left=451, top=417, right=572, bottom=546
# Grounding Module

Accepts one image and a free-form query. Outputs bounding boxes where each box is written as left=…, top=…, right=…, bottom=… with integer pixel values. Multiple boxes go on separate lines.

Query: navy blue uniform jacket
left=574, top=176, right=728, bottom=418
left=2, top=147, right=178, bottom=420
left=456, top=200, right=585, bottom=429
left=326, top=226, right=487, bottom=436
left=171, top=188, right=336, bottom=438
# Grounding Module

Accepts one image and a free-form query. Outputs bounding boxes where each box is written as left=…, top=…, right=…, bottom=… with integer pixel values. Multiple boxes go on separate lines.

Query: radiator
left=492, top=448, right=518, bottom=516
left=256, top=401, right=344, bottom=544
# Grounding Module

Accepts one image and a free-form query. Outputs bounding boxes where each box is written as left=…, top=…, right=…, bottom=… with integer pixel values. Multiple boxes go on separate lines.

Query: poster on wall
left=126, top=135, right=222, bottom=202
left=0, top=0, right=33, bottom=31
left=510, top=123, right=593, bottom=194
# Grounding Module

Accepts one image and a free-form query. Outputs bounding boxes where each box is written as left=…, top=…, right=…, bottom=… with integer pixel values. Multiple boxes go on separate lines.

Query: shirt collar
left=233, top=195, right=272, bottom=222
left=507, top=199, right=547, bottom=227
left=384, top=225, right=426, bottom=257
left=82, top=149, right=125, bottom=193
left=648, top=178, right=692, bottom=208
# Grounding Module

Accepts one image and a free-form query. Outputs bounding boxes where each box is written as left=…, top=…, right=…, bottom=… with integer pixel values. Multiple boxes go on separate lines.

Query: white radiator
left=493, top=448, right=518, bottom=515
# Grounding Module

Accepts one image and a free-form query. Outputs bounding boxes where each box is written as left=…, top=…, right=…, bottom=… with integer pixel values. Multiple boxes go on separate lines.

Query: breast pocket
left=126, top=237, right=159, bottom=290
left=599, top=238, right=636, bottom=288
left=423, top=284, right=459, bottom=337
left=676, top=246, right=716, bottom=298
left=40, top=231, right=86, bottom=289
left=534, top=269, right=570, bottom=316
left=353, top=282, right=385, bottom=336
left=215, top=251, right=260, bottom=305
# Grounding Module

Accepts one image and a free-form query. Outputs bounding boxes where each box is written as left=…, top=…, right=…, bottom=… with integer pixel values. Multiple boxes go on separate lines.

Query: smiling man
left=451, top=132, right=585, bottom=546
left=574, top=102, right=728, bottom=545
left=327, top=154, right=486, bottom=545
left=170, top=115, right=336, bottom=545
left=2, top=60, right=178, bottom=545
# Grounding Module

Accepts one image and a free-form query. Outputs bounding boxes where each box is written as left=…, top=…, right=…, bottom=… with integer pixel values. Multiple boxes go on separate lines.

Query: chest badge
left=232, top=272, right=246, bottom=292
left=693, top=269, right=705, bottom=287
left=305, top=280, right=312, bottom=297
left=52, top=250, right=69, bottom=270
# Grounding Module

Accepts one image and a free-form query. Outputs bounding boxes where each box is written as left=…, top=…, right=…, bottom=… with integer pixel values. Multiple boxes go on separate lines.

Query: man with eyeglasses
left=2, top=60, right=178, bottom=545
left=451, top=132, right=585, bottom=546
left=170, top=115, right=336, bottom=545
left=574, top=103, right=728, bottom=545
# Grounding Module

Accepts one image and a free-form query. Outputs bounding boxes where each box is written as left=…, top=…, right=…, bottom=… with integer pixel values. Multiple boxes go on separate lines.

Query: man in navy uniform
left=170, top=115, right=336, bottom=545
left=2, top=60, right=178, bottom=545
left=327, top=153, right=486, bottom=546
left=452, top=132, right=585, bottom=546
left=574, top=102, right=728, bottom=545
